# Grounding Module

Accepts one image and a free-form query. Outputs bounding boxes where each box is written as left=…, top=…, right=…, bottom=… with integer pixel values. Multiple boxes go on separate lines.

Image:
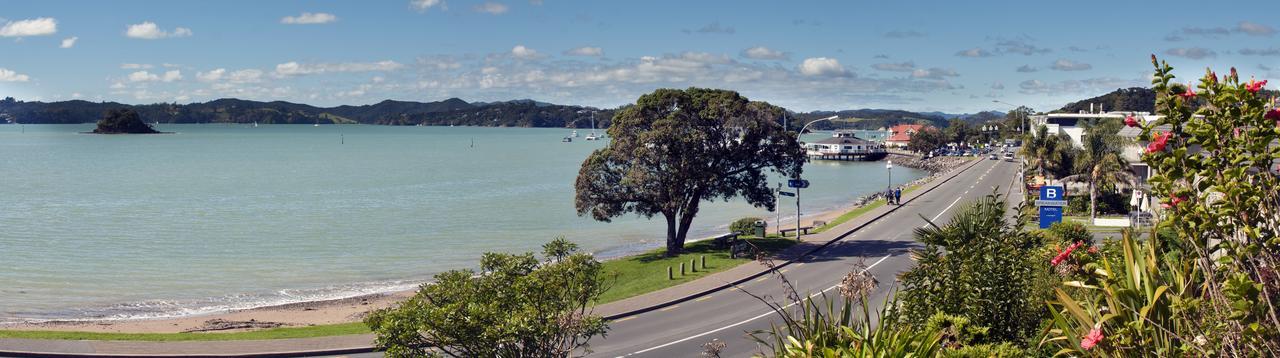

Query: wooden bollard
left=680, top=262, right=686, bottom=276
left=690, top=259, right=697, bottom=272
left=700, top=255, right=706, bottom=270
left=667, top=266, right=673, bottom=280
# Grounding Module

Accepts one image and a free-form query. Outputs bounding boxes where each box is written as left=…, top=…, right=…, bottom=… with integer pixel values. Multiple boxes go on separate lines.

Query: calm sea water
left=0, top=124, right=923, bottom=322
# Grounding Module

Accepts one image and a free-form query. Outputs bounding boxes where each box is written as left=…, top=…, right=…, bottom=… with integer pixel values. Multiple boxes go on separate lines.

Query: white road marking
left=622, top=255, right=892, bottom=357
left=921, top=196, right=964, bottom=228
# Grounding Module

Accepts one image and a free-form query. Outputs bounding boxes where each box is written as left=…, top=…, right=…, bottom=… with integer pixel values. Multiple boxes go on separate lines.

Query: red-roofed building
left=885, top=124, right=925, bottom=148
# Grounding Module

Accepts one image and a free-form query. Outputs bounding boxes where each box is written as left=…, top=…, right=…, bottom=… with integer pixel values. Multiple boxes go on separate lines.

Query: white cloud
left=911, top=68, right=958, bottom=79
left=60, top=36, right=77, bottom=48
left=511, top=45, right=540, bottom=59
left=1050, top=59, right=1092, bottom=71
left=0, top=17, right=57, bottom=37
left=1015, top=65, right=1037, bottom=73
left=121, top=63, right=153, bottom=70
left=1165, top=47, right=1216, bottom=59
left=228, top=69, right=264, bottom=83
left=274, top=60, right=404, bottom=76
left=127, top=70, right=182, bottom=82
left=741, top=46, right=787, bottom=60
left=871, top=61, right=915, bottom=72
left=0, top=68, right=31, bottom=82
left=197, top=68, right=226, bottom=82
left=281, top=12, right=338, bottom=25
left=1237, top=21, right=1275, bottom=36
left=125, top=21, right=192, bottom=39
left=955, top=47, right=993, bottom=58
left=798, top=57, right=848, bottom=77
left=410, top=0, right=445, bottom=11
left=475, top=2, right=508, bottom=14
left=564, top=46, right=603, bottom=57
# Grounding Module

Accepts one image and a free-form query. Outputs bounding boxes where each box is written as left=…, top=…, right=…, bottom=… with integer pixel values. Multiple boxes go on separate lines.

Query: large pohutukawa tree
left=574, top=88, right=805, bottom=256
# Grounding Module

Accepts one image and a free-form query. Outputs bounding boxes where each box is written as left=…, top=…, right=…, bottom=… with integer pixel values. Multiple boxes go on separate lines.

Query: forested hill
left=1055, top=87, right=1156, bottom=113
left=0, top=97, right=616, bottom=128
left=791, top=109, right=949, bottom=130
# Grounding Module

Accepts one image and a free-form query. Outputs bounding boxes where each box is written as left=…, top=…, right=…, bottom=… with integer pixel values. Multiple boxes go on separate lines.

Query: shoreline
left=1, top=154, right=965, bottom=335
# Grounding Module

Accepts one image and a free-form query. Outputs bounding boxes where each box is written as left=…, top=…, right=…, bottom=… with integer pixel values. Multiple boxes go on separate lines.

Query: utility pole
left=795, top=184, right=801, bottom=242
left=776, top=182, right=782, bottom=236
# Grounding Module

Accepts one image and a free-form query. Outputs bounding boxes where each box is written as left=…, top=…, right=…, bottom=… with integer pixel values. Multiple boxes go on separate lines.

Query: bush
left=729, top=217, right=763, bottom=235
left=898, top=192, right=1053, bottom=344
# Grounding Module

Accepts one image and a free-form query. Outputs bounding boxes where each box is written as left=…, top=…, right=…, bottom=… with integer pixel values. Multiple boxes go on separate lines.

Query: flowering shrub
left=1045, top=56, right=1280, bottom=356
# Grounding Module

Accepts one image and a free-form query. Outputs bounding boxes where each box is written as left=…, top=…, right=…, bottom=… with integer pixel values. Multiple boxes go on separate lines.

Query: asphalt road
left=585, top=156, right=1020, bottom=357
left=333, top=156, right=1019, bottom=358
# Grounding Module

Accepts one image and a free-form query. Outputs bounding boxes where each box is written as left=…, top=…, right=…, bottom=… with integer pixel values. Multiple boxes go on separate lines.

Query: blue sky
left=2, top=0, right=1279, bottom=113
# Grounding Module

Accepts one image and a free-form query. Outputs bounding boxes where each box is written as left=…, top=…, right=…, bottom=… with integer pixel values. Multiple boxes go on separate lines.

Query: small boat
left=562, top=136, right=573, bottom=142
left=253, top=122, right=259, bottom=128
left=571, top=130, right=579, bottom=137
left=584, top=112, right=600, bottom=141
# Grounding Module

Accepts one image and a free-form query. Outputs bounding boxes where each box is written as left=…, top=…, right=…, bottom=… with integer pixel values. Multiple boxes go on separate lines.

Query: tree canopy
left=574, top=88, right=805, bottom=256
left=365, top=239, right=608, bottom=358
left=92, top=108, right=159, bottom=134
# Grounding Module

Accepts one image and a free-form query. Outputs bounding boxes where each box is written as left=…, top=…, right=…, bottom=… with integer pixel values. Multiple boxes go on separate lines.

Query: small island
left=92, top=108, right=162, bottom=134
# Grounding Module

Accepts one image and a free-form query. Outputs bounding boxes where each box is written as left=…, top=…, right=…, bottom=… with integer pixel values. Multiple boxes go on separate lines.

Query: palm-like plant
left=1022, top=125, right=1073, bottom=180
left=1061, top=121, right=1134, bottom=220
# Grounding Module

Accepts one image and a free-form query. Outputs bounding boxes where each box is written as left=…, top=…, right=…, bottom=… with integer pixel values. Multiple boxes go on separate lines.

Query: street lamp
left=886, top=160, right=894, bottom=198
left=992, top=100, right=1027, bottom=134
left=798, top=115, right=840, bottom=137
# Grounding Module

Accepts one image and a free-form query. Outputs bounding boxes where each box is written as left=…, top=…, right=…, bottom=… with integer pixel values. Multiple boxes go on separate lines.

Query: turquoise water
left=0, top=124, right=924, bottom=322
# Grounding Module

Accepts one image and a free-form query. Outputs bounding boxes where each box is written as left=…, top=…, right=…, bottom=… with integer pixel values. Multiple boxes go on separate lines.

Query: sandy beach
left=0, top=155, right=963, bottom=335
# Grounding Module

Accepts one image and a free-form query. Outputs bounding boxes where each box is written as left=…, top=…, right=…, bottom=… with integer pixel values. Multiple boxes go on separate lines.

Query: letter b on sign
left=1040, top=186, right=1064, bottom=201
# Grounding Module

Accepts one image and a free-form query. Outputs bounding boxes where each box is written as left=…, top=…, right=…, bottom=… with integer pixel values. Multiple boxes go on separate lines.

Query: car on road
left=988, top=153, right=998, bottom=160
left=1003, top=152, right=1014, bottom=161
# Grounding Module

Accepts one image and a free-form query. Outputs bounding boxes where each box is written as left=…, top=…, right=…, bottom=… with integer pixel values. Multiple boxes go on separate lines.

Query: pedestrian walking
left=894, top=188, right=902, bottom=205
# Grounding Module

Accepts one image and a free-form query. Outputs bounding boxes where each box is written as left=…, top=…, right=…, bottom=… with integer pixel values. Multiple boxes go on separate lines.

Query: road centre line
left=623, top=255, right=893, bottom=357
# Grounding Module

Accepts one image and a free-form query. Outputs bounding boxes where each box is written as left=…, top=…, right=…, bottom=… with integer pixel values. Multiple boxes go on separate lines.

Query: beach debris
left=182, top=319, right=287, bottom=333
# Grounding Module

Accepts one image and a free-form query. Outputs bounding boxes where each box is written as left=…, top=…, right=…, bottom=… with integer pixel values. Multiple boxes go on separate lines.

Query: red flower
left=1051, top=241, right=1084, bottom=267
left=1081, top=327, right=1104, bottom=350
left=1209, top=71, right=1218, bottom=84
left=1246, top=79, right=1268, bottom=93
left=1088, top=246, right=1099, bottom=254
left=1179, top=85, right=1197, bottom=99
left=1171, top=194, right=1186, bottom=207
left=1146, top=131, right=1171, bottom=154
left=1124, top=115, right=1139, bottom=127
left=1266, top=109, right=1280, bottom=122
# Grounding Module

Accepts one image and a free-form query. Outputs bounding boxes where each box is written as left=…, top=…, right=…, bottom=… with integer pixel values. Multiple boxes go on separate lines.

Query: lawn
left=594, top=236, right=797, bottom=303
left=0, top=237, right=797, bottom=342
left=0, top=322, right=369, bottom=342
left=814, top=182, right=924, bottom=233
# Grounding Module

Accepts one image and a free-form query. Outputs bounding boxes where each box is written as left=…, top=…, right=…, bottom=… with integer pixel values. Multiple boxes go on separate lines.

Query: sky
left=2, top=0, right=1280, bottom=113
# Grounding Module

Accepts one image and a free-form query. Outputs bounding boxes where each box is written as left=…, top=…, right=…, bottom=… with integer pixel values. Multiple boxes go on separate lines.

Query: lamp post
left=992, top=100, right=1027, bottom=134
left=886, top=160, right=894, bottom=202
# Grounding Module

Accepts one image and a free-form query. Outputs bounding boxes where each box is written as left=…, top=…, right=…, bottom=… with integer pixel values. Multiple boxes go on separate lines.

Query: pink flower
left=1124, top=115, right=1139, bottom=127
left=1208, top=71, right=1218, bottom=84
left=1246, top=79, right=1268, bottom=93
left=1052, top=241, right=1084, bottom=267
left=1088, top=246, right=1099, bottom=254
left=1081, top=327, right=1104, bottom=350
left=1146, top=131, right=1171, bottom=154
left=1179, top=85, right=1197, bottom=99
left=1171, top=194, right=1186, bottom=207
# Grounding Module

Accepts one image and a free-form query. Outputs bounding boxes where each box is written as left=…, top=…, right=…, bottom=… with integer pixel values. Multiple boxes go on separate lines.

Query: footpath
left=0, top=158, right=982, bottom=358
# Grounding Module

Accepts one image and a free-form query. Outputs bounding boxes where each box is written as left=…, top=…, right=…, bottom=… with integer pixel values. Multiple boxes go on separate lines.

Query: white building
left=1029, top=111, right=1161, bottom=149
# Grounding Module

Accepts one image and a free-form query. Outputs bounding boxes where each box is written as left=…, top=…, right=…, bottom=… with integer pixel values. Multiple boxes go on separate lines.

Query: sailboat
left=571, top=130, right=579, bottom=137
left=253, top=121, right=259, bottom=128
left=584, top=112, right=600, bottom=141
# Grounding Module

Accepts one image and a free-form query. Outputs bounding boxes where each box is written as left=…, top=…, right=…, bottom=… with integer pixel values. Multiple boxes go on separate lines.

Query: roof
left=812, top=136, right=875, bottom=145
left=889, top=124, right=924, bottom=132
left=1116, top=124, right=1172, bottom=139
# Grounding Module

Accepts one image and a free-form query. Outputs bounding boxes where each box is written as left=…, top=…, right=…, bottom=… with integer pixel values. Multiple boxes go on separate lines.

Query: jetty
left=802, top=130, right=888, bottom=161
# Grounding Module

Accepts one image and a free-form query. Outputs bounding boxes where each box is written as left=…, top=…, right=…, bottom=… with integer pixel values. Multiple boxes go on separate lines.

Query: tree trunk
left=1089, top=180, right=1097, bottom=221
left=663, top=213, right=680, bottom=256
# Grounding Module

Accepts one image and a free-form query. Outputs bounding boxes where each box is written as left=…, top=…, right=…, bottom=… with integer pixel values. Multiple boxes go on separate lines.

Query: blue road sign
left=1038, top=186, right=1066, bottom=228
left=787, top=179, right=810, bottom=189
left=1039, top=206, right=1063, bottom=229
left=1039, top=185, right=1065, bottom=201
left=778, top=191, right=795, bottom=197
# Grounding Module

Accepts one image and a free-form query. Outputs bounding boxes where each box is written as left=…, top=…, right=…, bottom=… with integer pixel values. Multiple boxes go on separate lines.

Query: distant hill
left=1055, top=87, right=1156, bottom=113
left=791, top=109, right=948, bottom=131
left=0, top=97, right=614, bottom=128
